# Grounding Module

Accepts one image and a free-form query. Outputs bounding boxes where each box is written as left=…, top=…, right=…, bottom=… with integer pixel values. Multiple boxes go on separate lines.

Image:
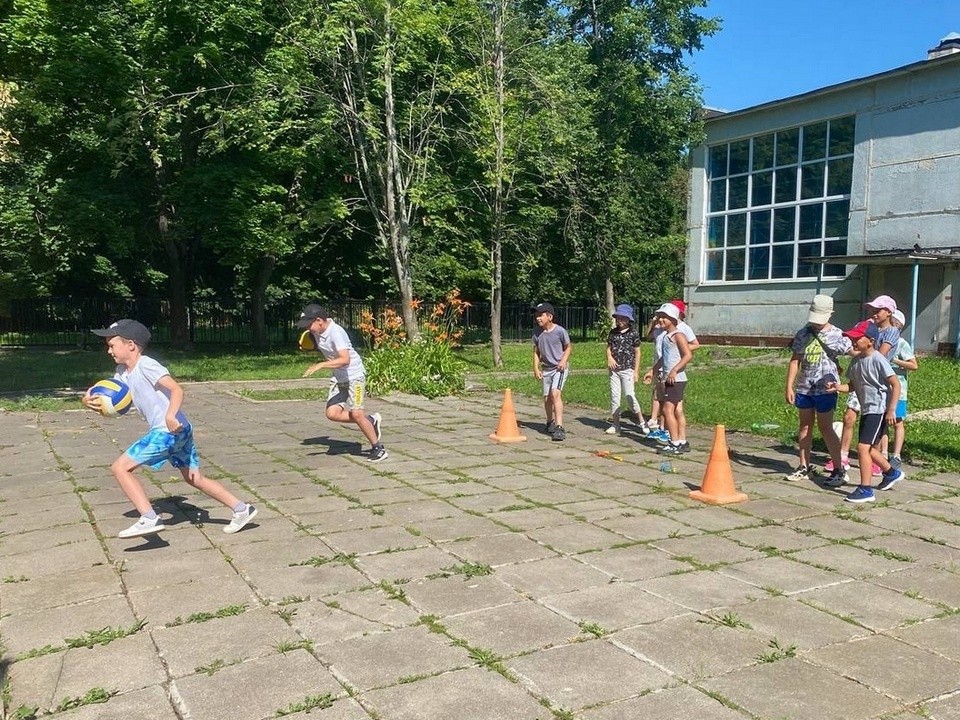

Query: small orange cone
left=689, top=425, right=748, bottom=505
left=488, top=389, right=527, bottom=443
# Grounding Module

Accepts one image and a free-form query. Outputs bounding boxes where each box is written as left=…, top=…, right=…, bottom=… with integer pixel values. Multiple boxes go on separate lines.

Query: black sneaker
left=551, top=426, right=566, bottom=441
left=367, top=444, right=389, bottom=463
left=658, top=443, right=681, bottom=455
left=545, top=420, right=558, bottom=435
left=676, top=442, right=691, bottom=454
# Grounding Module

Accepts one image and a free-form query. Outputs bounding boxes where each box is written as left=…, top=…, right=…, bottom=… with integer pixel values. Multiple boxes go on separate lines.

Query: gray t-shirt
left=789, top=324, right=851, bottom=396
left=656, top=329, right=688, bottom=382
left=533, top=324, right=571, bottom=369
left=310, top=320, right=366, bottom=383
left=847, top=351, right=896, bottom=414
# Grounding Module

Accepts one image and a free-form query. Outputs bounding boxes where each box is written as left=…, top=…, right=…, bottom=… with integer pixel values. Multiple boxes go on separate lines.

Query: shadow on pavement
left=302, top=436, right=359, bottom=456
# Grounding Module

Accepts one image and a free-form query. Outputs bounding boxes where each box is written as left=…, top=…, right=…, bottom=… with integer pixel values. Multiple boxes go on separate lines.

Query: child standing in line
left=888, top=309, right=918, bottom=465
left=645, top=303, right=692, bottom=455
left=827, top=320, right=904, bottom=503
left=298, top=304, right=387, bottom=462
left=784, top=294, right=851, bottom=486
left=604, top=303, right=646, bottom=435
left=533, top=302, right=572, bottom=441
left=645, top=299, right=699, bottom=441
left=82, top=320, right=258, bottom=538
left=829, top=295, right=901, bottom=477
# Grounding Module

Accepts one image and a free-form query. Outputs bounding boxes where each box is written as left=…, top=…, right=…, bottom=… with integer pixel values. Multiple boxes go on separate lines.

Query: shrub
left=360, top=289, right=469, bottom=398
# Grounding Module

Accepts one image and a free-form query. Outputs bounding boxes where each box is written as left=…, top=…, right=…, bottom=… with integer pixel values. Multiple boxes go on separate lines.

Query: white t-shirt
left=115, top=355, right=187, bottom=430
left=310, top=320, right=366, bottom=383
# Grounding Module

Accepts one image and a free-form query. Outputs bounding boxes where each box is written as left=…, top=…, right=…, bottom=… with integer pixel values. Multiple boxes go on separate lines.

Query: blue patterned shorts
left=125, top=424, right=200, bottom=470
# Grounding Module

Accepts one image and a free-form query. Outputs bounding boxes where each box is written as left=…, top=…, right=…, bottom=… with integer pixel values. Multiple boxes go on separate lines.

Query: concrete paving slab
left=894, top=614, right=960, bottom=662
left=319, top=624, right=471, bottom=690
left=702, top=657, right=900, bottom=720
left=173, top=649, right=341, bottom=720
left=6, top=387, right=960, bottom=719
left=807, top=634, right=960, bottom=703
left=582, top=683, right=750, bottom=720
left=577, top=544, right=689, bottom=581
left=151, top=605, right=301, bottom=677
left=403, top=574, right=523, bottom=616
left=31, top=684, right=180, bottom=720
left=363, top=666, right=546, bottom=720
left=443, top=600, right=581, bottom=656
left=613, top=611, right=771, bottom=681
left=1, top=595, right=137, bottom=658
left=444, top=532, right=558, bottom=566
left=507, top=639, right=673, bottom=711
left=542, top=582, right=687, bottom=631
left=717, top=555, right=847, bottom=595
left=9, top=633, right=166, bottom=711
left=797, top=580, right=941, bottom=630
left=731, top=595, right=871, bottom=651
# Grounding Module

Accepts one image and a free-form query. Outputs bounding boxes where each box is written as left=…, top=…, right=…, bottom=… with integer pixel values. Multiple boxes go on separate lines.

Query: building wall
left=686, top=54, right=960, bottom=351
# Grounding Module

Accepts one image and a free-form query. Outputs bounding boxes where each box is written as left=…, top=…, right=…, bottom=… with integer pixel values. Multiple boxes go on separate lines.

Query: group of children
left=85, top=293, right=917, bottom=539
left=532, top=299, right=698, bottom=454
left=786, top=293, right=915, bottom=503
left=82, top=303, right=387, bottom=539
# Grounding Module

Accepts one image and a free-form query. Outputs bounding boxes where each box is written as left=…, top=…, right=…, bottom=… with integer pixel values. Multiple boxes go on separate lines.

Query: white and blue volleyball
left=90, top=379, right=133, bottom=417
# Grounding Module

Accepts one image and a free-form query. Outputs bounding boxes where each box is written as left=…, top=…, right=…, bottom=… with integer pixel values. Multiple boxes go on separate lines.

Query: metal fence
left=0, top=297, right=654, bottom=347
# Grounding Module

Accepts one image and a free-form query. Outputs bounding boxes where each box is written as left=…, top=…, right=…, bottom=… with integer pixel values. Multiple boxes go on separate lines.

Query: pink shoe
left=824, top=459, right=850, bottom=473
left=872, top=463, right=882, bottom=477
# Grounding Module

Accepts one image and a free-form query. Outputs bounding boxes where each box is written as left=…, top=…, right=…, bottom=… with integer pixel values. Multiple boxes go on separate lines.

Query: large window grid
left=704, top=116, right=855, bottom=283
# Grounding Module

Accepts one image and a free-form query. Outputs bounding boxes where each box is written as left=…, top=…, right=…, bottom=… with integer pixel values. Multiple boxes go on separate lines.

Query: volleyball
left=89, top=379, right=133, bottom=417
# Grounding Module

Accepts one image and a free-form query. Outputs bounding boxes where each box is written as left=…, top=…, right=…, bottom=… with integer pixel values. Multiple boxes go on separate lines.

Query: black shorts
left=857, top=413, right=888, bottom=447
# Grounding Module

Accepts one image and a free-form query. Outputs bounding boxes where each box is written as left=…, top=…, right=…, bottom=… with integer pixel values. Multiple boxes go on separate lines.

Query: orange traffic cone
left=489, top=389, right=527, bottom=443
left=689, top=425, right=748, bottom=505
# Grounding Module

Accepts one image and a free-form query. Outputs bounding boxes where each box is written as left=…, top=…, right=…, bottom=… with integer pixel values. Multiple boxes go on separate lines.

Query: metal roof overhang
left=806, top=250, right=960, bottom=353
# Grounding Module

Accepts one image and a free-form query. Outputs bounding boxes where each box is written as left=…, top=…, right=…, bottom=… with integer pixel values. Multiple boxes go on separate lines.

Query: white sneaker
left=224, top=505, right=258, bottom=534
left=784, top=465, right=811, bottom=482
left=118, top=515, right=164, bottom=538
left=604, top=425, right=618, bottom=435
left=370, top=413, right=382, bottom=443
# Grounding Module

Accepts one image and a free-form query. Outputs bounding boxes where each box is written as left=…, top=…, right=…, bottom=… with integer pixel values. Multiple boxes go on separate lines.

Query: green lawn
left=4, top=341, right=960, bottom=471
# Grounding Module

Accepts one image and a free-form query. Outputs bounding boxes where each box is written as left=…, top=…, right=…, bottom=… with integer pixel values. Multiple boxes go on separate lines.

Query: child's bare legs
left=677, top=400, right=687, bottom=442
left=839, top=407, right=858, bottom=463
left=662, top=400, right=679, bottom=440
left=326, top=404, right=378, bottom=446
left=796, top=407, right=815, bottom=467
left=179, top=466, right=240, bottom=509
left=649, top=390, right=661, bottom=428
left=816, top=410, right=843, bottom=468
left=855, top=442, right=874, bottom=487
left=549, top=388, right=564, bottom=427
left=893, top=419, right=905, bottom=457
left=110, top=455, right=154, bottom=516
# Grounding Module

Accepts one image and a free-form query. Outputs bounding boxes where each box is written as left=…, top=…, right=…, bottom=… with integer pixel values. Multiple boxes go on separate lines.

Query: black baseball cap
left=533, top=302, right=555, bottom=316
left=296, top=303, right=332, bottom=328
left=91, top=319, right=151, bottom=346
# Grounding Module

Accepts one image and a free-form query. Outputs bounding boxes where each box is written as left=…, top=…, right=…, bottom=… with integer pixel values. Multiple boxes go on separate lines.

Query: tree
left=559, top=0, right=717, bottom=311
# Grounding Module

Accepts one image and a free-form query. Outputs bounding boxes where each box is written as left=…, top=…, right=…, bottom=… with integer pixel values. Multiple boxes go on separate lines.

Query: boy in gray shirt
left=532, top=302, right=572, bottom=441
left=827, top=321, right=903, bottom=503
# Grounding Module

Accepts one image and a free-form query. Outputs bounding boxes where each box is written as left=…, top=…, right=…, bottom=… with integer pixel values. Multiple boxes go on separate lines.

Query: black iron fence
left=0, top=297, right=655, bottom=347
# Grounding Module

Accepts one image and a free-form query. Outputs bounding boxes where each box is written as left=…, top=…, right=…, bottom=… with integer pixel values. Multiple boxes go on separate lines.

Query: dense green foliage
left=0, top=1, right=717, bottom=343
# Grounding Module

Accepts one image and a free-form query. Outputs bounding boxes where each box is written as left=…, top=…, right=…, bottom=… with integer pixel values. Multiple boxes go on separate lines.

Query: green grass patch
left=275, top=693, right=335, bottom=716
left=64, top=621, right=145, bottom=649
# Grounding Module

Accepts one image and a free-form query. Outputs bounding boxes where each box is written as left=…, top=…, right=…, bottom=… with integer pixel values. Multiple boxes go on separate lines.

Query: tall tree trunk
left=381, top=0, right=419, bottom=341
left=159, top=214, right=190, bottom=348
left=489, top=0, right=506, bottom=368
left=603, top=268, right=615, bottom=317
left=251, top=254, right=276, bottom=349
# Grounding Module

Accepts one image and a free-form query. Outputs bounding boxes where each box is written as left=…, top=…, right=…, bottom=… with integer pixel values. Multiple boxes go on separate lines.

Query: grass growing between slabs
left=4, top=341, right=960, bottom=470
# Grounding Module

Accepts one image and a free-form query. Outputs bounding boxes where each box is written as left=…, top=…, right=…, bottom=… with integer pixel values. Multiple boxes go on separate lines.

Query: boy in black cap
left=532, top=302, right=572, bottom=441
left=83, top=319, right=258, bottom=538
left=297, top=304, right=387, bottom=462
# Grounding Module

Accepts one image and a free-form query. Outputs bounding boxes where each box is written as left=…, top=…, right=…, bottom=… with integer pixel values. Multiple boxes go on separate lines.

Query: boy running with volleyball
left=82, top=319, right=258, bottom=538
left=298, top=304, right=387, bottom=462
